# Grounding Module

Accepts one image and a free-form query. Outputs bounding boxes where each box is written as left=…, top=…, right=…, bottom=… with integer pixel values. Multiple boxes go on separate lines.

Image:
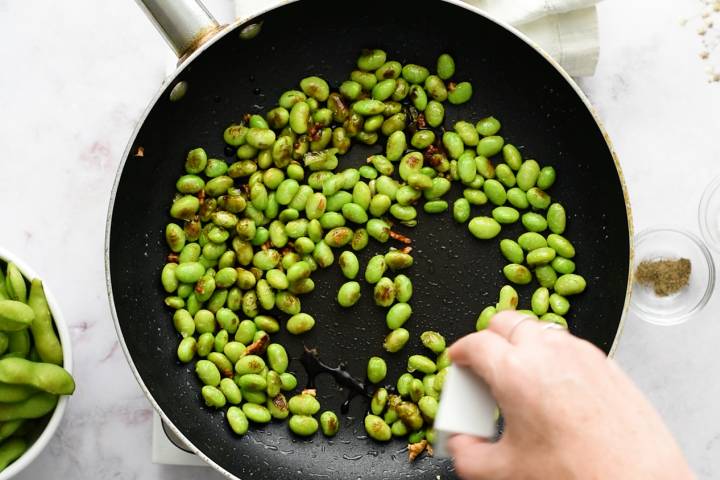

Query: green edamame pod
left=0, top=300, right=34, bottom=332
left=4, top=264, right=26, bottom=303
left=0, top=419, right=24, bottom=442
left=0, top=438, right=27, bottom=470
left=0, top=384, right=35, bottom=403
left=0, top=358, right=74, bottom=395
left=6, top=330, right=30, bottom=358
left=0, top=392, right=57, bottom=422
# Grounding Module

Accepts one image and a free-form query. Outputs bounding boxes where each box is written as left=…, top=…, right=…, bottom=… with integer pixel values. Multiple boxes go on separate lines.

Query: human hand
left=447, top=311, right=694, bottom=480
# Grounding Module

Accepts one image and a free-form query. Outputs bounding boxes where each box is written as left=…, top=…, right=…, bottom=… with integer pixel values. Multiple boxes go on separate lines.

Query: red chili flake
left=166, top=253, right=179, bottom=263
left=400, top=246, right=413, bottom=254
left=416, top=113, right=427, bottom=129
left=389, top=230, right=412, bottom=245
left=244, top=334, right=270, bottom=356
left=408, top=440, right=428, bottom=462
left=134, top=146, right=145, bottom=157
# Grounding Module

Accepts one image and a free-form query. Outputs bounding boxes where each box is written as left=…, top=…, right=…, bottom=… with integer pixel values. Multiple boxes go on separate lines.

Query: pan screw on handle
left=135, top=0, right=222, bottom=59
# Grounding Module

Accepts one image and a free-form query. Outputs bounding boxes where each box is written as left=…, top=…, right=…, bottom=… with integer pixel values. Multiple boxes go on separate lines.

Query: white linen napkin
left=233, top=0, right=601, bottom=77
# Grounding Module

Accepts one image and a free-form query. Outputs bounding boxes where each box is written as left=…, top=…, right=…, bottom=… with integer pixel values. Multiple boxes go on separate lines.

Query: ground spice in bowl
left=635, top=258, right=692, bottom=296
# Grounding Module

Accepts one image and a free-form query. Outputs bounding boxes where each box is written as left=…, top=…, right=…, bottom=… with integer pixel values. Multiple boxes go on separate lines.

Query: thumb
left=448, top=434, right=508, bottom=480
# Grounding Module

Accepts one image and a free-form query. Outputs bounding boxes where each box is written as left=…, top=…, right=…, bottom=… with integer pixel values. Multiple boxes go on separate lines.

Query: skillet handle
left=135, top=0, right=223, bottom=59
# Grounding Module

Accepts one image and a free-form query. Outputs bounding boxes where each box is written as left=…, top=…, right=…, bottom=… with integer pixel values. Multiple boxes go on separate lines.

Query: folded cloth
left=233, top=0, right=601, bottom=76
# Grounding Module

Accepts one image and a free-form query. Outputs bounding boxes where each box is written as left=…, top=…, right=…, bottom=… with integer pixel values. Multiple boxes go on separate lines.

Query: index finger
left=488, top=310, right=544, bottom=344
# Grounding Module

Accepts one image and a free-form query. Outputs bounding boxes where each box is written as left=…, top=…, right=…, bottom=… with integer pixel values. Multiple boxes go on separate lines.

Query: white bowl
left=0, top=246, right=73, bottom=479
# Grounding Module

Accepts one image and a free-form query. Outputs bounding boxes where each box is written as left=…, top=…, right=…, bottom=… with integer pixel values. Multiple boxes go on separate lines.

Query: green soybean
left=337, top=281, right=361, bottom=307
left=286, top=313, right=315, bottom=334
left=547, top=203, right=567, bottom=234
left=531, top=288, right=550, bottom=316
left=535, top=265, right=558, bottom=289
left=497, top=285, right=519, bottom=311
left=364, top=415, right=392, bottom=441
left=500, top=239, right=524, bottom=264
left=453, top=198, right=471, bottom=223
left=554, top=274, right=587, bottom=296
left=468, top=217, right=502, bottom=240
left=551, top=257, right=576, bottom=274
left=367, top=356, right=387, bottom=384
left=503, top=264, right=532, bottom=285
left=549, top=293, right=571, bottom=315
left=386, top=303, right=412, bottom=330
left=383, top=328, right=410, bottom=353
left=522, top=212, right=548, bottom=232
left=537, top=166, right=557, bottom=190
left=420, top=331, right=446, bottom=354
left=547, top=234, right=576, bottom=258
left=476, top=306, right=497, bottom=330
left=448, top=81, right=473, bottom=104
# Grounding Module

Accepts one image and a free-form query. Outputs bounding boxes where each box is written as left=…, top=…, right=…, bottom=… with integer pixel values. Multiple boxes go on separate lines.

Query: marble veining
left=1, top=0, right=719, bottom=478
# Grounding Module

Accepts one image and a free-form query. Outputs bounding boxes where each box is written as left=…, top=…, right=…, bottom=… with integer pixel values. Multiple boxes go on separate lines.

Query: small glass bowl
left=630, top=228, right=715, bottom=325
left=699, top=174, right=720, bottom=253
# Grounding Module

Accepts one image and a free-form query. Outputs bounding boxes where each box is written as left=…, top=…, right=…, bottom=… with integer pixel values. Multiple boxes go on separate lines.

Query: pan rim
left=105, top=1, right=633, bottom=477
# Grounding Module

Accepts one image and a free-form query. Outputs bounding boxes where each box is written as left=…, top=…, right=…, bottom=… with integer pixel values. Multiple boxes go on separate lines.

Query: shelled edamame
left=160, top=48, right=586, bottom=454
left=0, top=261, right=75, bottom=472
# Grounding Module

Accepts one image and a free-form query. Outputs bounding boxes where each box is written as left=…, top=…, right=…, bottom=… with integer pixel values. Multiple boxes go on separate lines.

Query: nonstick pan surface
left=107, top=1, right=631, bottom=478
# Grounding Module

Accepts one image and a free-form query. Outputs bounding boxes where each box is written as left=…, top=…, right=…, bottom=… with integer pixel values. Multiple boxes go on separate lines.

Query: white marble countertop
left=1, top=0, right=719, bottom=478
